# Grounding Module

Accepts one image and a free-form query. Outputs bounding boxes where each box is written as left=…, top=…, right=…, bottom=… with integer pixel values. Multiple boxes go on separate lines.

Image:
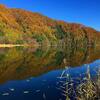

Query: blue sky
left=0, top=0, right=100, bottom=31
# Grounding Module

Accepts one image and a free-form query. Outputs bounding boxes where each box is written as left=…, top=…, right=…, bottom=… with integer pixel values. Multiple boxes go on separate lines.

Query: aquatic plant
left=58, top=64, right=100, bottom=100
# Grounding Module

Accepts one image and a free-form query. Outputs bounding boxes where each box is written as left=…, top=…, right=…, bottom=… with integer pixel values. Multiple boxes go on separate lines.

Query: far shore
left=0, top=44, right=99, bottom=48
left=0, top=44, right=39, bottom=48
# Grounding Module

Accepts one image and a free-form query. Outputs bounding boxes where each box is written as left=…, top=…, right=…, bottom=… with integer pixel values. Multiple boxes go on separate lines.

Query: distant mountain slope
left=0, top=4, right=100, bottom=46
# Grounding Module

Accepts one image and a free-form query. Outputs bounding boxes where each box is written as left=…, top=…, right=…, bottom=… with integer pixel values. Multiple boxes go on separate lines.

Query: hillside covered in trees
left=0, top=4, right=100, bottom=47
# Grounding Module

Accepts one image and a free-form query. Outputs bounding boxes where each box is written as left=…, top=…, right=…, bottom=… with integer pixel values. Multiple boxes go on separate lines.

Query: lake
left=0, top=46, right=100, bottom=100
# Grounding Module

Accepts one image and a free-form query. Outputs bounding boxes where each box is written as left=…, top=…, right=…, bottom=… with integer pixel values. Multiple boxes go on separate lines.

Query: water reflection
left=0, top=46, right=100, bottom=100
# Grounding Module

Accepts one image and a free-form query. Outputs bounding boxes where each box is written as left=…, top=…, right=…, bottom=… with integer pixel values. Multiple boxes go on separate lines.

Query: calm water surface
left=0, top=46, right=100, bottom=100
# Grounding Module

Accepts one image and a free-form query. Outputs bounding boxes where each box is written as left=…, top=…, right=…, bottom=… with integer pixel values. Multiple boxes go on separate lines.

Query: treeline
left=0, top=4, right=100, bottom=46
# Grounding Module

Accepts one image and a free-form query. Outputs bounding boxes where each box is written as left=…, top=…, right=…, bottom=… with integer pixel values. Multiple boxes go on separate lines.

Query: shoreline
left=0, top=44, right=37, bottom=48
left=0, top=44, right=99, bottom=48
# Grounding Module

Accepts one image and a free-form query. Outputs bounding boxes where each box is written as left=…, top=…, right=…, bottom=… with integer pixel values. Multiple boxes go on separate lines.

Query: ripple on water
left=2, top=93, right=9, bottom=96
left=23, top=91, right=29, bottom=94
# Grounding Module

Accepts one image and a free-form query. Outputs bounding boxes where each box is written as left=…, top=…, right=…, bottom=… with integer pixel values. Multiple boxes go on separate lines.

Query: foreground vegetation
left=59, top=65, right=100, bottom=100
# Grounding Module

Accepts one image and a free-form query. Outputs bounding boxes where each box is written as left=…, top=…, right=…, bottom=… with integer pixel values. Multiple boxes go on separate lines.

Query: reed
left=58, top=65, right=100, bottom=100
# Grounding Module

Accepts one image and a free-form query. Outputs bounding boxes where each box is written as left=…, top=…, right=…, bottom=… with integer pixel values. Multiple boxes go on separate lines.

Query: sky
left=0, top=0, right=100, bottom=31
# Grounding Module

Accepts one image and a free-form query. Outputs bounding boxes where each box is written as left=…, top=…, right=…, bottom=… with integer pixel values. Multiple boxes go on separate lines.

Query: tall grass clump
left=57, top=64, right=100, bottom=100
